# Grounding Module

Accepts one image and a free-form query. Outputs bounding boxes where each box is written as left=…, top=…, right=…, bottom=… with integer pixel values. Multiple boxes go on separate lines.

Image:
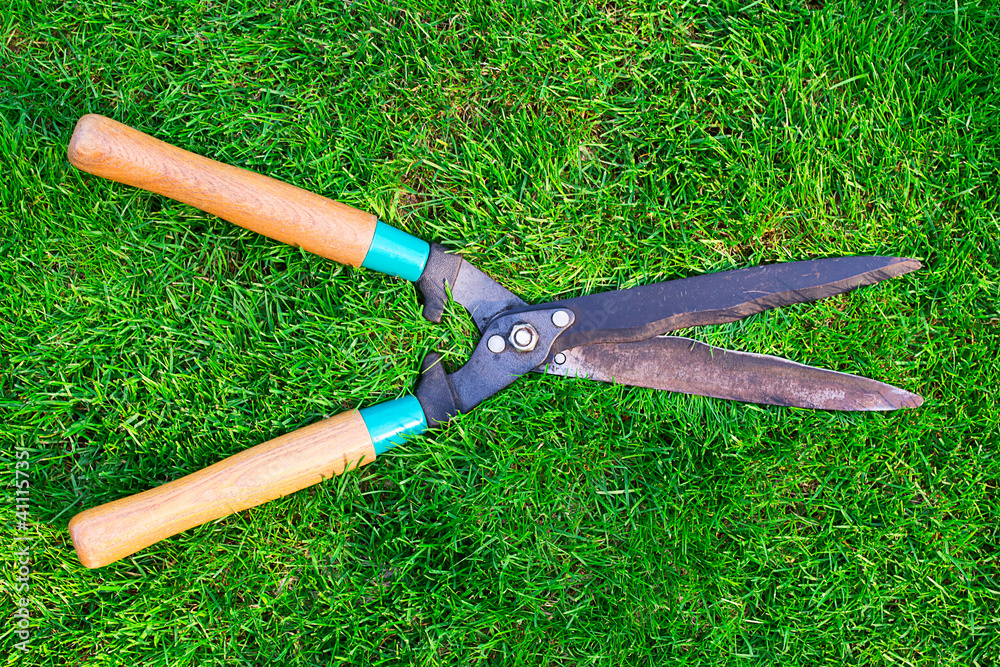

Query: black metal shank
left=416, top=244, right=525, bottom=329
left=415, top=307, right=575, bottom=426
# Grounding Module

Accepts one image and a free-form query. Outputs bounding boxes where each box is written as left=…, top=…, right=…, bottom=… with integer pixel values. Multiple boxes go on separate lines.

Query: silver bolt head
left=487, top=335, right=506, bottom=354
left=509, top=323, right=538, bottom=351
left=553, top=352, right=566, bottom=365
left=551, top=310, right=571, bottom=328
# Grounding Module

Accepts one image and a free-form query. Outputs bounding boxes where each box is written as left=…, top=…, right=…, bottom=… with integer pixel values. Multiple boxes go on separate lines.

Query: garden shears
left=65, top=115, right=923, bottom=568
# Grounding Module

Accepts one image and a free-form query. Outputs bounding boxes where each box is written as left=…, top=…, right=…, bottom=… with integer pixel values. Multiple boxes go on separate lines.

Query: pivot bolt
left=551, top=310, right=571, bottom=328
left=509, top=323, right=538, bottom=352
left=487, top=335, right=507, bottom=354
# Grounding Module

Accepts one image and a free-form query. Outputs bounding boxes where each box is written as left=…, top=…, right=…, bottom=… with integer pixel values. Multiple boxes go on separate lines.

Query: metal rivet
left=509, top=323, right=538, bottom=351
left=487, top=335, right=506, bottom=353
left=551, top=310, right=571, bottom=328
left=554, top=353, right=566, bottom=365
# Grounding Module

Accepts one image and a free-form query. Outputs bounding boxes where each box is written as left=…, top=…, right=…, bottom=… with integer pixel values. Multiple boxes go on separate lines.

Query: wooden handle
left=69, top=410, right=376, bottom=568
left=67, top=114, right=377, bottom=267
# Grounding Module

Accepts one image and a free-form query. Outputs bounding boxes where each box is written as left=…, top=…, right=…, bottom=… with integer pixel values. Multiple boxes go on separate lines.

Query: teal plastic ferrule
left=360, top=221, right=430, bottom=282
left=359, top=395, right=428, bottom=455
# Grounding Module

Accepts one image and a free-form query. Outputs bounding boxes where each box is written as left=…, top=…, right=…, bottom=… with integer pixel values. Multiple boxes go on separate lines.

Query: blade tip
left=891, top=257, right=923, bottom=273
left=882, top=388, right=924, bottom=410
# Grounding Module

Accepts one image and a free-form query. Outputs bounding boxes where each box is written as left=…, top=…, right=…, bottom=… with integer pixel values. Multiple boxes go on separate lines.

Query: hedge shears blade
left=535, top=255, right=924, bottom=411
left=415, top=251, right=922, bottom=422
left=547, top=336, right=922, bottom=411
left=65, top=115, right=923, bottom=568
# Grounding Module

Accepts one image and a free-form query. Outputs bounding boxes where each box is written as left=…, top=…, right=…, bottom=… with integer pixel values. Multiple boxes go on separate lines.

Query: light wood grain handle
left=67, top=114, right=377, bottom=267
left=69, top=410, right=376, bottom=568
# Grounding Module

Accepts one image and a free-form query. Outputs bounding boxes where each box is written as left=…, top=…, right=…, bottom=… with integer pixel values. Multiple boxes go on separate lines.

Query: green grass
left=2, top=0, right=999, bottom=664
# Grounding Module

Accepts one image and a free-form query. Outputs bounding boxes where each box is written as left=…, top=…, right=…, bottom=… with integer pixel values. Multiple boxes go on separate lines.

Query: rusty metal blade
left=545, top=336, right=923, bottom=410
left=515, top=256, right=921, bottom=353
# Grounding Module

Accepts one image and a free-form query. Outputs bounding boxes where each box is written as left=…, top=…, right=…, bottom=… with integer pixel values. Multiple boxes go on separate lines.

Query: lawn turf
left=2, top=0, right=999, bottom=665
